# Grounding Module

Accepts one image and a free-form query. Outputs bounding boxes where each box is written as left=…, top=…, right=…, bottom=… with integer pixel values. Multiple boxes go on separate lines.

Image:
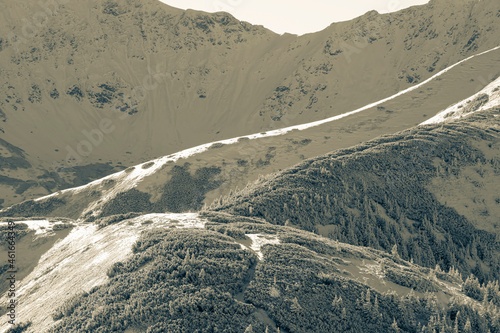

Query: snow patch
left=0, top=220, right=74, bottom=236
left=421, top=75, right=500, bottom=125
left=244, top=234, right=281, bottom=260
left=130, top=212, right=207, bottom=229
left=360, top=261, right=387, bottom=281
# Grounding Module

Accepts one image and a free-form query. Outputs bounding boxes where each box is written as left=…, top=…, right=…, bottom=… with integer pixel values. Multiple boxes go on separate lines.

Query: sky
left=159, top=0, right=430, bottom=35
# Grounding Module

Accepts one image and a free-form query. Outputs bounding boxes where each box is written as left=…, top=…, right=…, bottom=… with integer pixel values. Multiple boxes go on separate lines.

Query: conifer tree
left=464, top=319, right=472, bottom=333
left=199, top=268, right=206, bottom=282
left=391, top=318, right=400, bottom=332
left=291, top=297, right=302, bottom=312
left=392, top=244, right=399, bottom=258
left=373, top=295, right=379, bottom=314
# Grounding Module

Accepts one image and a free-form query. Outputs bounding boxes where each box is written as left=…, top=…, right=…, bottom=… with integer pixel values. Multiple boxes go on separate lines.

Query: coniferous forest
left=210, top=109, right=500, bottom=284
left=46, top=214, right=500, bottom=333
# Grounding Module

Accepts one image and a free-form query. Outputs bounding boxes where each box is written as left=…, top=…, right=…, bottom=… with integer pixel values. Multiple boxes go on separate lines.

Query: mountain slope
left=2, top=81, right=499, bottom=332
left=2, top=48, right=499, bottom=221
left=0, top=0, right=499, bottom=207
left=205, top=107, right=500, bottom=284
left=2, top=1, right=500, bottom=332
left=2, top=213, right=500, bottom=332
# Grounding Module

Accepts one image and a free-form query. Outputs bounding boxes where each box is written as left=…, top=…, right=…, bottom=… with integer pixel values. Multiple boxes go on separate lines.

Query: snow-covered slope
left=422, top=75, right=500, bottom=125
left=0, top=213, right=208, bottom=333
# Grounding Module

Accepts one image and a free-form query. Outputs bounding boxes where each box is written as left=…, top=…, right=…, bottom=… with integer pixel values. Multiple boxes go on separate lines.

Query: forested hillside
left=209, top=108, right=500, bottom=283
left=39, top=214, right=500, bottom=332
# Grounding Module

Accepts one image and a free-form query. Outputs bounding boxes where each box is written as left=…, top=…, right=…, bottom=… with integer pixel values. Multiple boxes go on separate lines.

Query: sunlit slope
left=2, top=212, right=498, bottom=332
left=0, top=213, right=207, bottom=333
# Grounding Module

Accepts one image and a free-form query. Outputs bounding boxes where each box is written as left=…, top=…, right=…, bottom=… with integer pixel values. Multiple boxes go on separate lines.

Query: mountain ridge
left=207, top=107, right=500, bottom=282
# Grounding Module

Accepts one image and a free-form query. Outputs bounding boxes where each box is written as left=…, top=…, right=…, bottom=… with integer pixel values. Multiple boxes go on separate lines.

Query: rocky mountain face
left=0, top=0, right=499, bottom=207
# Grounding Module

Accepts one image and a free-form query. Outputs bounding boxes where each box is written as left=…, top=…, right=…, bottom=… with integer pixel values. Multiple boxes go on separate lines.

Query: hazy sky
left=159, top=0, right=430, bottom=35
